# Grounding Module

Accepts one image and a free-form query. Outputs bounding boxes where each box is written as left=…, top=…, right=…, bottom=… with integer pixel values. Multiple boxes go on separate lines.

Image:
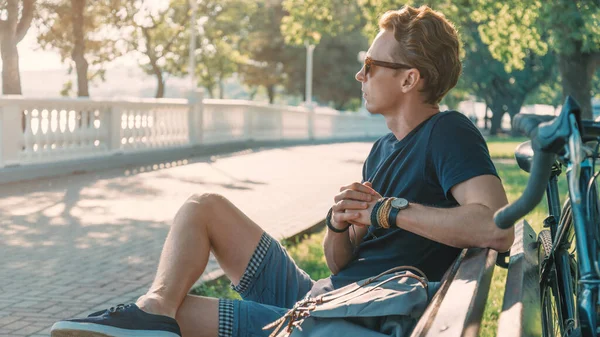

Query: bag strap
left=263, top=266, right=429, bottom=337
left=317, top=266, right=428, bottom=303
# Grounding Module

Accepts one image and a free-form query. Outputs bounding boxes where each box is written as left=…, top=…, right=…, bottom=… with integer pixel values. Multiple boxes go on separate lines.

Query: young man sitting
left=51, top=5, right=511, bottom=337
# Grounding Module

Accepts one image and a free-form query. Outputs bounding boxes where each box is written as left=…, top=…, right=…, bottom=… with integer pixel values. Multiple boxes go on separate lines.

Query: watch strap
left=388, top=206, right=399, bottom=228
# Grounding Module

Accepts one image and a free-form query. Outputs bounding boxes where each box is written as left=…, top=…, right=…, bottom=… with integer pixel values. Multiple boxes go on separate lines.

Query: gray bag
left=263, top=266, right=429, bottom=337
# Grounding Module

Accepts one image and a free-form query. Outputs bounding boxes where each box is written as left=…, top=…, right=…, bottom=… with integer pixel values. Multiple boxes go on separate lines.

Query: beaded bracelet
left=379, top=198, right=393, bottom=229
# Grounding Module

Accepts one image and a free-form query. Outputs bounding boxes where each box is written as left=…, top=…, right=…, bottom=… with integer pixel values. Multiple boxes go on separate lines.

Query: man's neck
left=386, top=105, right=439, bottom=141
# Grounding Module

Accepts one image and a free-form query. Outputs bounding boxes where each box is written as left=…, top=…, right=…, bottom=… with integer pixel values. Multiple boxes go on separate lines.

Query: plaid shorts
left=217, top=232, right=315, bottom=337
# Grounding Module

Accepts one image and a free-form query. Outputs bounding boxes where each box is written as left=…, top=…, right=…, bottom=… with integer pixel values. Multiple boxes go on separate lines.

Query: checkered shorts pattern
left=218, top=299, right=235, bottom=337
left=230, top=232, right=272, bottom=294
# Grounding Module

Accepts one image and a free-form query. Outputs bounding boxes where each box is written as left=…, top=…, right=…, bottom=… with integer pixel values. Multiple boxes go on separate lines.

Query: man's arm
left=323, top=183, right=378, bottom=274
left=323, top=224, right=368, bottom=275
left=394, top=174, right=513, bottom=251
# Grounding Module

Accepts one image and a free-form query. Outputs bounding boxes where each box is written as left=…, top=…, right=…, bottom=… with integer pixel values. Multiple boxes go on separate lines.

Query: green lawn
left=192, top=136, right=566, bottom=336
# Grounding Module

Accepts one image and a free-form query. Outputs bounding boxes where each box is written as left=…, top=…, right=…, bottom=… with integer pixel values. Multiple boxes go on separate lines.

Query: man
left=51, top=5, right=512, bottom=337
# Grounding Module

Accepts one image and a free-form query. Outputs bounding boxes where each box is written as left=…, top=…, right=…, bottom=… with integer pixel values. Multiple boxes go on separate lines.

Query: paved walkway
left=0, top=142, right=374, bottom=336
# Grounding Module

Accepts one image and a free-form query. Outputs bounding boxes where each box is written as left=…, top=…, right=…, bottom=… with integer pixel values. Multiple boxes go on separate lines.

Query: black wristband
left=371, top=199, right=385, bottom=229
left=326, top=207, right=349, bottom=233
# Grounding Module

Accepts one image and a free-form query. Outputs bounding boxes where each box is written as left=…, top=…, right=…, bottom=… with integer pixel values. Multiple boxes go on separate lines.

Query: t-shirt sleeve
left=428, top=112, right=499, bottom=199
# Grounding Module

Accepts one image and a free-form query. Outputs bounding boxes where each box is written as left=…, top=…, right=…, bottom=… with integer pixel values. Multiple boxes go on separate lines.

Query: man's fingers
left=334, top=190, right=373, bottom=203
left=339, top=182, right=379, bottom=195
left=332, top=200, right=369, bottom=212
left=333, top=212, right=360, bottom=224
left=348, top=221, right=367, bottom=227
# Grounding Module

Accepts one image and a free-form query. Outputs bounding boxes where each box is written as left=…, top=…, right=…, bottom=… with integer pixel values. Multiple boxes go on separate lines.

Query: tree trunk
left=484, top=106, right=489, bottom=130
left=205, top=86, right=215, bottom=98
left=1, top=0, right=35, bottom=95
left=218, top=79, right=224, bottom=99
left=508, top=97, right=526, bottom=137
left=71, top=0, right=89, bottom=97
left=489, top=101, right=506, bottom=136
left=248, top=87, right=258, bottom=100
left=1, top=36, right=21, bottom=95
left=267, top=85, right=275, bottom=104
left=558, top=52, right=597, bottom=120
left=155, top=73, right=165, bottom=98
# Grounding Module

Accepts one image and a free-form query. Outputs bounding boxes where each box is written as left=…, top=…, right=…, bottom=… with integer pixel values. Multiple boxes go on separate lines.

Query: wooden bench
left=410, top=220, right=538, bottom=337
left=497, top=220, right=541, bottom=337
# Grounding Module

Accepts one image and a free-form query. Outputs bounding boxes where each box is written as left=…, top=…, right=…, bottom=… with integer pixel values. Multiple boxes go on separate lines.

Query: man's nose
left=355, top=68, right=365, bottom=82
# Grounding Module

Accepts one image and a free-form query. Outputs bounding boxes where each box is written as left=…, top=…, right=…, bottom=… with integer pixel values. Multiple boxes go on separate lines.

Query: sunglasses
left=363, top=56, right=414, bottom=76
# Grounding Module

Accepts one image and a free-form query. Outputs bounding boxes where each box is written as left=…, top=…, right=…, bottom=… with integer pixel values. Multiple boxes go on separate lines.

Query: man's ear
left=401, top=69, right=421, bottom=93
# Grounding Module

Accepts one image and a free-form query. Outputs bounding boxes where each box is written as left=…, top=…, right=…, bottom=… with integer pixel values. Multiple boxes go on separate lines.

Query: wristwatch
left=388, top=198, right=409, bottom=228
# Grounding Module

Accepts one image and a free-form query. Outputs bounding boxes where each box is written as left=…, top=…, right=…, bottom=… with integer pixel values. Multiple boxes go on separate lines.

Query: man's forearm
left=396, top=203, right=514, bottom=251
left=323, top=229, right=355, bottom=275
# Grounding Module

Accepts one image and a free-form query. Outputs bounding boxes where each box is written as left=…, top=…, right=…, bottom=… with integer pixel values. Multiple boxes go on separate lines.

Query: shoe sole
left=51, top=321, right=180, bottom=337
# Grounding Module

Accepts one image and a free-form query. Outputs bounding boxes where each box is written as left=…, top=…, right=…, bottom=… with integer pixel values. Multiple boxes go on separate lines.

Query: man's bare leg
left=135, top=193, right=265, bottom=335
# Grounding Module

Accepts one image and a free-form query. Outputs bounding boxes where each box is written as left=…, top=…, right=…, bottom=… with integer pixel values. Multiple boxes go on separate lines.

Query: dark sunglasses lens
left=365, top=63, right=370, bottom=75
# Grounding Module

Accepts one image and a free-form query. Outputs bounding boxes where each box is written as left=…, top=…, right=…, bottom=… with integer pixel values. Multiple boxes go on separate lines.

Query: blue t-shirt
left=329, top=110, right=499, bottom=288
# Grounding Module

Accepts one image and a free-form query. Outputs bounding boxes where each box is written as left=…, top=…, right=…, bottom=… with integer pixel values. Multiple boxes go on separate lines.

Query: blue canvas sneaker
left=50, top=303, right=181, bottom=337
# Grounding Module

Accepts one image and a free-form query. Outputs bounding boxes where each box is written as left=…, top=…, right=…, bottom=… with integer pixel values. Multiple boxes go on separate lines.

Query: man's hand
left=330, top=182, right=381, bottom=231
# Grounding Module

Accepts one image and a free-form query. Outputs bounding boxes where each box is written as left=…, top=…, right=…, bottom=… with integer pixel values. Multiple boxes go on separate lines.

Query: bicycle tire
left=539, top=229, right=564, bottom=337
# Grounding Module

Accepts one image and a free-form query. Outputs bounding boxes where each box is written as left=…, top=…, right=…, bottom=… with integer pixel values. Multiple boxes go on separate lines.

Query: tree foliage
left=474, top=0, right=600, bottom=118
left=121, top=0, right=189, bottom=98
left=36, top=0, right=128, bottom=96
left=162, top=0, right=255, bottom=98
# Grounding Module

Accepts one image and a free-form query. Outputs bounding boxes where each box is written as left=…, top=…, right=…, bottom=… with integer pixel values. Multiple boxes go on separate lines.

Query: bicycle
left=494, top=96, right=600, bottom=337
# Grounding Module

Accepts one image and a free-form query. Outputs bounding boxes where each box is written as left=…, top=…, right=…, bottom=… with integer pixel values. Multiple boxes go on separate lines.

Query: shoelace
left=108, top=304, right=131, bottom=315
left=88, top=304, right=132, bottom=317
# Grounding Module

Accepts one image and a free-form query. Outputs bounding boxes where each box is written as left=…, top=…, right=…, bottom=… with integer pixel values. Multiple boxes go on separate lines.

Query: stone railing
left=0, top=91, right=388, bottom=168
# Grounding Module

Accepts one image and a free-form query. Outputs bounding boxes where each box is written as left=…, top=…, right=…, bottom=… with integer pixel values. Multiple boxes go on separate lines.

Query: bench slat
left=497, top=220, right=541, bottom=337
left=411, top=247, right=497, bottom=337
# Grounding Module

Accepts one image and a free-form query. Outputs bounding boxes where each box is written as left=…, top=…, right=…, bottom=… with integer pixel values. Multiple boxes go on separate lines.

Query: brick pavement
left=0, top=142, right=374, bottom=336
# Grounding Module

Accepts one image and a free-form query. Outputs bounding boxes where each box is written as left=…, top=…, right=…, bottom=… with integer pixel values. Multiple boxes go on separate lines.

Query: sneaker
left=50, top=303, right=181, bottom=337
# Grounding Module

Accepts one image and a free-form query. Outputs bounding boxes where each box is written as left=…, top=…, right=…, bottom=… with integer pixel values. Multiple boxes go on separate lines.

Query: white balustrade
left=0, top=94, right=388, bottom=169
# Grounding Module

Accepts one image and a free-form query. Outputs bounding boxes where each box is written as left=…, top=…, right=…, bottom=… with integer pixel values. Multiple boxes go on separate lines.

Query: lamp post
left=189, top=0, right=198, bottom=91
left=304, top=41, right=315, bottom=107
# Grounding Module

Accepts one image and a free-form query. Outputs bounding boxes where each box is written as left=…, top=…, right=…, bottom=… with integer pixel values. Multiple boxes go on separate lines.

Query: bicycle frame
left=544, top=145, right=599, bottom=336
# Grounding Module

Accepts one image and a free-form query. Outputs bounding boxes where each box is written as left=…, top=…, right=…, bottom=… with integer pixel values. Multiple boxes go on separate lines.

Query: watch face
left=392, top=198, right=409, bottom=209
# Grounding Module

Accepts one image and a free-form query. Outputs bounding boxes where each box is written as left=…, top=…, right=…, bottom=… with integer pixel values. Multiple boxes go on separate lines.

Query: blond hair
left=379, top=5, right=461, bottom=104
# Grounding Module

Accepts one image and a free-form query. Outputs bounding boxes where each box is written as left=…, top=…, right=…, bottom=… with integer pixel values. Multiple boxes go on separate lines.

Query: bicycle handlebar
left=493, top=149, right=556, bottom=229
left=493, top=106, right=570, bottom=230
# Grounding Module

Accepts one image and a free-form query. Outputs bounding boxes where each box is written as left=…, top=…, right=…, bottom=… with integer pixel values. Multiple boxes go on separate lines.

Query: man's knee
left=188, top=192, right=229, bottom=209
left=176, top=193, right=229, bottom=224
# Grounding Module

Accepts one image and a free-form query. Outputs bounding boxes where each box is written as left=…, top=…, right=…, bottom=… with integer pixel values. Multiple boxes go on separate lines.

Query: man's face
left=355, top=30, right=410, bottom=115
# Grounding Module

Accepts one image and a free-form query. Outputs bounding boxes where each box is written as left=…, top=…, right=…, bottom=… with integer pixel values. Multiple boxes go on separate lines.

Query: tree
left=283, top=26, right=368, bottom=110
left=525, top=71, right=563, bottom=115
left=280, top=0, right=360, bottom=104
left=163, top=0, right=255, bottom=98
left=0, top=0, right=35, bottom=95
left=474, top=0, right=600, bottom=119
left=121, top=0, right=189, bottom=98
left=236, top=0, right=299, bottom=104
left=464, top=28, right=554, bottom=135
left=36, top=0, right=128, bottom=96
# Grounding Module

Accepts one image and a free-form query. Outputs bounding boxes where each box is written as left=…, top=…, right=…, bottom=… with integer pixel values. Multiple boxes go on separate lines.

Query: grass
left=192, top=136, right=566, bottom=336
left=485, top=135, right=528, bottom=159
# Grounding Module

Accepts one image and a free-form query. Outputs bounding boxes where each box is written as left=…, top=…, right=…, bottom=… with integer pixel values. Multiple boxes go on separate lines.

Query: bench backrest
left=410, top=247, right=497, bottom=337
left=497, top=220, right=541, bottom=337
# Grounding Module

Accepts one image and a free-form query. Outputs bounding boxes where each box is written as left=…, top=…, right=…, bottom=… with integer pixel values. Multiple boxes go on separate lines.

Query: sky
left=17, top=28, right=65, bottom=71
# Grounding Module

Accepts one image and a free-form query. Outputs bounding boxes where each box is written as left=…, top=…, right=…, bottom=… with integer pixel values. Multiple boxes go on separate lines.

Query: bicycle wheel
left=540, top=229, right=564, bottom=337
